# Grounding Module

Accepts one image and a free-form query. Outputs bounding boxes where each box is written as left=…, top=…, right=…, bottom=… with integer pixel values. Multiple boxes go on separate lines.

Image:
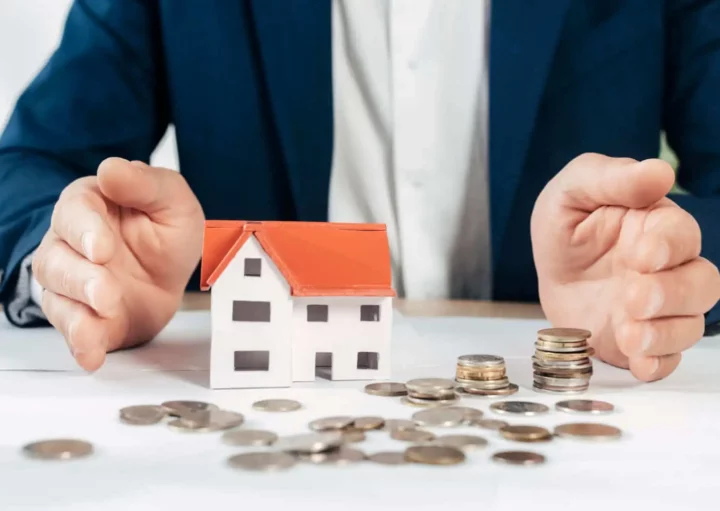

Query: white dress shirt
left=9, top=0, right=492, bottom=324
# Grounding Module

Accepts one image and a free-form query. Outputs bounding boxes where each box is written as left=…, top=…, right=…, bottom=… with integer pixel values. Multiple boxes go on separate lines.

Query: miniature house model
left=200, top=221, right=395, bottom=389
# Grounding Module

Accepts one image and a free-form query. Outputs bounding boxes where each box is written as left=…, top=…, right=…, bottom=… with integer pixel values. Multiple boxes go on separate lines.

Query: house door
left=315, top=352, right=333, bottom=380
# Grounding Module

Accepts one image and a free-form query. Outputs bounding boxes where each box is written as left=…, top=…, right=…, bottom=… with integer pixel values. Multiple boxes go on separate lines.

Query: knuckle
left=60, top=268, right=74, bottom=295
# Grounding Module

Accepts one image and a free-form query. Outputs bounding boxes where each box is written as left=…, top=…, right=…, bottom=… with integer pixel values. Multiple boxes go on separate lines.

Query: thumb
left=96, top=157, right=200, bottom=222
left=549, top=154, right=675, bottom=212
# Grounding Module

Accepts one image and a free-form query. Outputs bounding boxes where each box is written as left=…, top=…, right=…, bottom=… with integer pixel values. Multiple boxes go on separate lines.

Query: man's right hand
left=31, top=157, right=205, bottom=371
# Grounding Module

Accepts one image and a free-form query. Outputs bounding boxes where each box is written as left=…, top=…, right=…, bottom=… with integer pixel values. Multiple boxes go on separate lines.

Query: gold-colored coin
left=554, top=423, right=622, bottom=440
left=491, top=451, right=546, bottom=466
left=161, top=400, right=218, bottom=417
left=404, top=445, right=465, bottom=465
left=499, top=425, right=552, bottom=442
left=533, top=349, right=595, bottom=361
left=390, top=429, right=435, bottom=443
left=353, top=416, right=385, bottom=430
left=364, top=382, right=408, bottom=397
left=537, top=328, right=591, bottom=342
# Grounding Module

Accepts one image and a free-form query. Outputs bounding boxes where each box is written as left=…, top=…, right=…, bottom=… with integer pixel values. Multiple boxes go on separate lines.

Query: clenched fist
left=532, top=153, right=720, bottom=382
left=32, top=158, right=205, bottom=371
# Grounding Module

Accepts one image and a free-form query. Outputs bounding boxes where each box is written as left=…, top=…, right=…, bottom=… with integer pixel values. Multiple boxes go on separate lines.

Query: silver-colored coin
left=490, top=401, right=550, bottom=416
left=251, top=399, right=302, bottom=412
left=472, top=419, right=509, bottom=430
left=534, top=341, right=589, bottom=353
left=364, top=382, right=408, bottom=397
left=309, top=416, right=355, bottom=431
left=353, top=416, right=385, bottom=430
left=491, top=450, right=545, bottom=466
left=431, top=434, right=488, bottom=451
left=390, top=429, right=436, bottom=443
left=161, top=400, right=219, bottom=417
left=537, top=328, right=591, bottom=342
left=412, top=407, right=466, bottom=427
left=383, top=419, right=417, bottom=431
left=532, top=357, right=592, bottom=369
left=555, top=399, right=614, bottom=414
left=368, top=451, right=407, bottom=465
left=341, top=429, right=367, bottom=443
left=532, top=383, right=588, bottom=395
left=456, top=377, right=510, bottom=390
left=533, top=375, right=591, bottom=387
left=457, top=354, right=505, bottom=368
left=119, top=405, right=167, bottom=425
left=274, top=432, right=343, bottom=454
left=456, top=383, right=519, bottom=398
left=405, top=378, right=456, bottom=393
left=402, top=395, right=458, bottom=408
left=221, top=429, right=278, bottom=446
left=319, top=447, right=366, bottom=465
left=23, top=439, right=94, bottom=460
left=442, top=406, right=484, bottom=423
left=168, top=409, right=244, bottom=432
left=227, top=452, right=296, bottom=471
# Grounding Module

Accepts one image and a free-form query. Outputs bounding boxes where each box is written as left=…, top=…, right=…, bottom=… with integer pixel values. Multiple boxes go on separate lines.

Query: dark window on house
left=307, top=304, right=329, bottom=322
left=234, top=351, right=270, bottom=371
left=357, top=352, right=379, bottom=370
left=244, top=258, right=262, bottom=277
left=232, top=300, right=271, bottom=322
left=360, top=305, right=380, bottom=322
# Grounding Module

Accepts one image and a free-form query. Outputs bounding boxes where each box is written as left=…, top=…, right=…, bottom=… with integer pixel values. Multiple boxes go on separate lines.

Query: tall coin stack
left=532, top=328, right=594, bottom=394
left=454, top=355, right=519, bottom=397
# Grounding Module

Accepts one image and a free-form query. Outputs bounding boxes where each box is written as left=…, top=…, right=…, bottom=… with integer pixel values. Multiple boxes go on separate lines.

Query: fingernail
left=641, top=325, right=655, bottom=354
left=654, top=242, right=669, bottom=271
left=85, top=279, right=98, bottom=309
left=648, top=357, right=660, bottom=376
left=81, top=232, right=95, bottom=261
left=66, top=321, right=78, bottom=356
left=643, top=283, right=664, bottom=318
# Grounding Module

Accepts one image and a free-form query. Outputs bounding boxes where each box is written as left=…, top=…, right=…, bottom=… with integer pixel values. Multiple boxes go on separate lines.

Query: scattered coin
left=221, top=429, right=278, bottom=447
left=442, top=406, right=484, bottom=423
left=537, top=328, right=591, bottom=342
left=274, top=432, right=343, bottom=453
left=353, top=416, right=385, bottom=430
left=490, top=401, right=550, bottom=416
left=368, top=451, right=407, bottom=465
left=555, top=400, right=614, bottom=415
left=319, top=447, right=366, bottom=465
left=119, top=405, right=167, bottom=425
left=383, top=419, right=417, bottom=431
left=364, top=382, right=408, bottom=397
left=499, top=425, right=552, bottom=442
left=554, top=423, right=622, bottom=441
left=161, top=400, right=218, bottom=417
left=491, top=451, right=545, bottom=466
left=168, top=409, right=244, bottom=432
left=309, top=416, right=355, bottom=431
left=404, top=445, right=465, bottom=466
left=391, top=429, right=436, bottom=443
left=431, top=434, right=488, bottom=451
left=341, top=429, right=366, bottom=443
left=252, top=399, right=302, bottom=412
left=23, top=439, right=94, bottom=460
left=412, top=408, right=466, bottom=428
left=227, top=452, right=296, bottom=472
left=472, top=419, right=509, bottom=430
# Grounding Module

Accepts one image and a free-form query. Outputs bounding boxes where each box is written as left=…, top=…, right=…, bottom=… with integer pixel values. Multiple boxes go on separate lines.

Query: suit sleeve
left=0, top=0, right=169, bottom=324
left=664, top=0, right=720, bottom=333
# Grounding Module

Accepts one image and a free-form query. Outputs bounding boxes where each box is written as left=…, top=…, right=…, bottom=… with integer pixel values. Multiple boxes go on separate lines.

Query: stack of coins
left=454, top=355, right=519, bottom=397
left=402, top=378, right=458, bottom=406
left=532, top=328, right=594, bottom=394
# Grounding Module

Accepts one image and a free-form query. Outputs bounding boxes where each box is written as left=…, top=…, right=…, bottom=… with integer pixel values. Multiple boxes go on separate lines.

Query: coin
left=309, top=416, right=355, bottom=431
left=537, top=328, right=591, bottom=342
left=251, top=399, right=302, bottom=412
left=341, top=429, right=366, bottom=443
left=401, top=395, right=458, bottom=407
left=457, top=354, right=505, bottom=367
left=274, top=432, right=343, bottom=453
left=499, top=425, right=552, bottom=442
left=532, top=358, right=592, bottom=369
left=161, top=400, right=218, bottom=416
left=535, top=340, right=589, bottom=353
left=534, top=349, right=595, bottom=361
left=319, top=447, right=366, bottom=465
left=383, top=419, right=417, bottom=431
left=227, top=452, right=296, bottom=471
left=221, top=429, right=278, bottom=446
left=442, top=406, right=484, bottom=423
left=404, top=445, right=465, bottom=465
left=368, top=451, right=407, bottom=465
left=491, top=451, right=545, bottom=466
left=554, top=423, right=622, bottom=440
left=431, top=434, right=488, bottom=451
left=353, top=416, right=385, bottom=430
left=455, top=369, right=507, bottom=381
left=22, top=439, right=94, bottom=460
left=490, top=401, right=550, bottom=416
left=456, top=383, right=519, bottom=397
left=555, top=400, right=614, bottom=414
left=533, top=375, right=590, bottom=387
left=364, top=382, right=408, bottom=396
left=390, top=429, right=436, bottom=443
left=119, top=405, right=167, bottom=425
left=168, top=409, right=244, bottom=432
left=470, top=419, right=507, bottom=430
left=412, top=408, right=466, bottom=427
left=456, top=377, right=511, bottom=390
left=406, top=378, right=456, bottom=393
left=532, top=383, right=588, bottom=395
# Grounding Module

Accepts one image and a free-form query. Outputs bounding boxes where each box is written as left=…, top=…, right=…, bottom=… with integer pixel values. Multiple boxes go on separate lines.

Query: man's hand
left=31, top=158, right=205, bottom=371
left=531, top=153, right=720, bottom=382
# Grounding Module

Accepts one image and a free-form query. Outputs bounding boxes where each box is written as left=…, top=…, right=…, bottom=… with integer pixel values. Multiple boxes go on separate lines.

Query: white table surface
left=1, top=310, right=719, bottom=511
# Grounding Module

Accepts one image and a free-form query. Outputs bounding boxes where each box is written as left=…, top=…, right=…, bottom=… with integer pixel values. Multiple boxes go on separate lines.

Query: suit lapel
left=489, top=0, right=571, bottom=256
left=249, top=0, right=333, bottom=221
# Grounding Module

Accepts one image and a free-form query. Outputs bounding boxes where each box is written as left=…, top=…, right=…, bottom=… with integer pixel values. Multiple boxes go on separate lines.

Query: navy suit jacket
left=2, top=0, right=720, bottom=329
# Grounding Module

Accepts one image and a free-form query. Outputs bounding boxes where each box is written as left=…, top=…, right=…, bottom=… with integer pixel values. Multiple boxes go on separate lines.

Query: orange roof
left=200, top=221, right=396, bottom=297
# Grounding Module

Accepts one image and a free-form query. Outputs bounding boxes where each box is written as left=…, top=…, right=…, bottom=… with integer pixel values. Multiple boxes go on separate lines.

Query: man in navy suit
left=1, top=0, right=719, bottom=382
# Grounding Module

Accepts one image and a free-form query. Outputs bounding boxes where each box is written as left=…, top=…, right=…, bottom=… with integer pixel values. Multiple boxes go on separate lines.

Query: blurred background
left=0, top=0, right=179, bottom=170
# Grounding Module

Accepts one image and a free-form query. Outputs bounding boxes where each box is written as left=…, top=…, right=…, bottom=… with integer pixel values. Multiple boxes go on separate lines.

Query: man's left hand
left=531, top=153, right=720, bottom=382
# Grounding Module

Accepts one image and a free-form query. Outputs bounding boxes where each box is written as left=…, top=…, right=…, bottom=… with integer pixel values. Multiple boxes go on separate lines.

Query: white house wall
left=210, top=235, right=293, bottom=388
left=291, top=296, right=392, bottom=381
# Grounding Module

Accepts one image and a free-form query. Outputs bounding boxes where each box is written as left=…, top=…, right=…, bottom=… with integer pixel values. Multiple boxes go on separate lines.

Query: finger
left=615, top=315, right=705, bottom=357
left=40, top=289, right=108, bottom=372
left=628, top=353, right=681, bottom=382
left=97, top=157, right=201, bottom=222
left=625, top=258, right=720, bottom=319
left=627, top=206, right=701, bottom=273
left=51, top=183, right=115, bottom=264
left=553, top=154, right=675, bottom=212
left=32, top=235, right=123, bottom=318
